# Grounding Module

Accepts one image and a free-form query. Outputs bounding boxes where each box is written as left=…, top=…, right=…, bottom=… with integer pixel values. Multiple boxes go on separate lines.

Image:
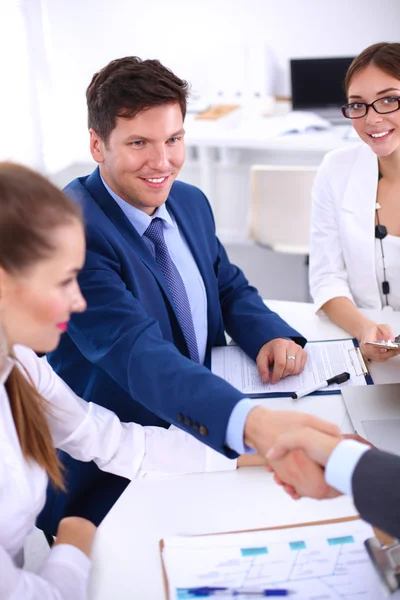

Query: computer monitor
left=290, top=56, right=355, bottom=111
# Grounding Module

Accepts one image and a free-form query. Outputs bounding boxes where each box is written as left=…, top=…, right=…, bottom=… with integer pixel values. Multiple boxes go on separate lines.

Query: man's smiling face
left=90, top=102, right=186, bottom=215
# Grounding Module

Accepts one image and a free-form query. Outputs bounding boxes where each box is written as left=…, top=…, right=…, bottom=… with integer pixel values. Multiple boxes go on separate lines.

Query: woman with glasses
left=310, top=42, right=400, bottom=361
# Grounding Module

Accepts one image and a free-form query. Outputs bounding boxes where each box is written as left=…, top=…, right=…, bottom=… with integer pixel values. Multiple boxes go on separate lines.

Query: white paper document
left=211, top=340, right=369, bottom=397
left=162, top=520, right=397, bottom=599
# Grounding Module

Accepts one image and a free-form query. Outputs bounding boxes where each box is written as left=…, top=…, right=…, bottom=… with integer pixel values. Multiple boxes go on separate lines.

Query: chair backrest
left=249, top=165, right=318, bottom=254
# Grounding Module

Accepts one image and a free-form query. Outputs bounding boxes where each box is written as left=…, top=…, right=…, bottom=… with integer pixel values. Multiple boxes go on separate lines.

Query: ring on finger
left=287, top=355, right=296, bottom=361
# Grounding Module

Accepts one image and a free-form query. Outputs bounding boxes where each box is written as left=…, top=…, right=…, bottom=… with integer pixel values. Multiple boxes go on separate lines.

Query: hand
left=53, top=516, right=97, bottom=557
left=268, top=433, right=373, bottom=500
left=267, top=427, right=341, bottom=466
left=243, top=408, right=340, bottom=500
left=237, top=453, right=267, bottom=467
left=360, top=324, right=400, bottom=362
left=270, top=449, right=341, bottom=501
left=265, top=428, right=343, bottom=500
left=243, top=406, right=340, bottom=457
left=256, top=339, right=307, bottom=384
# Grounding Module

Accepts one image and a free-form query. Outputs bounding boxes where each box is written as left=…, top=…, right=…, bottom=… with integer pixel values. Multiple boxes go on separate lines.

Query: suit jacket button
left=184, top=417, right=192, bottom=428
left=193, top=422, right=200, bottom=431
left=199, top=425, right=208, bottom=436
left=177, top=413, right=184, bottom=423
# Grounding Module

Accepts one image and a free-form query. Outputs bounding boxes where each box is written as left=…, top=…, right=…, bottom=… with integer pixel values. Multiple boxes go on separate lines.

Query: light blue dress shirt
left=100, top=176, right=255, bottom=454
left=325, top=439, right=370, bottom=495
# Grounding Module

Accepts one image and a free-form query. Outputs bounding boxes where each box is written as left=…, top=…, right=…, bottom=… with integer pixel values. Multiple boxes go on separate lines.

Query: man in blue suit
left=38, top=57, right=320, bottom=535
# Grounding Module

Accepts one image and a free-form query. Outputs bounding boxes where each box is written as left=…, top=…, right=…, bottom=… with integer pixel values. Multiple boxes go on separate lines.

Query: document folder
left=160, top=516, right=390, bottom=600
left=211, top=338, right=373, bottom=398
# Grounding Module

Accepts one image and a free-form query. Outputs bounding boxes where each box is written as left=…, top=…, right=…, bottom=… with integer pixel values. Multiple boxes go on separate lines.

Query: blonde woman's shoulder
left=12, top=345, right=47, bottom=388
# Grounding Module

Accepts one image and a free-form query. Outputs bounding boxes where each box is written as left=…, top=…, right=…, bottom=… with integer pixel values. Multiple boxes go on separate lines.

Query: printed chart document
left=211, top=340, right=371, bottom=397
left=161, top=519, right=396, bottom=599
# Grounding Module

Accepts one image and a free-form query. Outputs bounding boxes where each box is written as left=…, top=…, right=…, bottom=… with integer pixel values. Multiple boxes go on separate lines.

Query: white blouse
left=375, top=234, right=400, bottom=311
left=0, top=345, right=236, bottom=600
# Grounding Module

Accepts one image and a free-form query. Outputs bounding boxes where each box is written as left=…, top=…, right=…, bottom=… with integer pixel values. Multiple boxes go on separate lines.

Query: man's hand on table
left=256, top=338, right=307, bottom=384
left=243, top=407, right=340, bottom=499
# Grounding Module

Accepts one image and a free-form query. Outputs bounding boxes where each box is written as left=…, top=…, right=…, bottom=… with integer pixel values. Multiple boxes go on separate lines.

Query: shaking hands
left=265, top=429, right=373, bottom=500
left=243, top=407, right=341, bottom=500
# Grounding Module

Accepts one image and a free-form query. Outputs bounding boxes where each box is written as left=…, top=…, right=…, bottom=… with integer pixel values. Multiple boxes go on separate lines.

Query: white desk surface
left=184, top=111, right=357, bottom=152
left=89, top=300, right=400, bottom=600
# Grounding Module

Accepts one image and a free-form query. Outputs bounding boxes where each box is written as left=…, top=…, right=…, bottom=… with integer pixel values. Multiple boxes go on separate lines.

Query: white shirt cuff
left=325, top=439, right=370, bottom=495
left=226, top=399, right=264, bottom=454
left=40, top=543, right=91, bottom=574
left=38, top=543, right=92, bottom=599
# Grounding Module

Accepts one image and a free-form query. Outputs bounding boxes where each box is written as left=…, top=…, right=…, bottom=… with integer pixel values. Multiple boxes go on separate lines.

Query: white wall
left=39, top=0, right=400, bottom=171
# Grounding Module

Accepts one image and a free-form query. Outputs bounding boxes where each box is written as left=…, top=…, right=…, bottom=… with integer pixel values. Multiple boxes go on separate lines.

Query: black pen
left=292, top=371, right=350, bottom=400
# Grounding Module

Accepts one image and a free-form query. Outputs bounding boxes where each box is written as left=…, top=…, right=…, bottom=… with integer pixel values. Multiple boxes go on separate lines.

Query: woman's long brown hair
left=0, top=162, right=82, bottom=488
left=345, top=42, right=400, bottom=94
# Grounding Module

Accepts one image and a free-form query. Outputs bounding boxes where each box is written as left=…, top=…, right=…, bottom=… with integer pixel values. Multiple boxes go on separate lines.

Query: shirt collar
left=100, top=174, right=175, bottom=237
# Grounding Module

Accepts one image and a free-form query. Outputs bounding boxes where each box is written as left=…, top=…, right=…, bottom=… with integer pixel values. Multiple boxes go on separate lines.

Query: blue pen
left=185, top=587, right=294, bottom=597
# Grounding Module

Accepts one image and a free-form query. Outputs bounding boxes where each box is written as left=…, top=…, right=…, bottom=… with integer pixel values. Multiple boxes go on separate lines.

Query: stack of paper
left=211, top=340, right=369, bottom=398
left=161, top=519, right=394, bottom=599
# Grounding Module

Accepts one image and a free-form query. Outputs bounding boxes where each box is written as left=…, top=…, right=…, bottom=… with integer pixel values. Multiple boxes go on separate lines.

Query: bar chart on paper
left=161, top=520, right=400, bottom=599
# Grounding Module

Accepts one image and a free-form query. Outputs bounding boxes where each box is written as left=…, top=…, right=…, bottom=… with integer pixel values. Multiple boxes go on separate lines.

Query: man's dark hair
left=86, top=56, right=190, bottom=142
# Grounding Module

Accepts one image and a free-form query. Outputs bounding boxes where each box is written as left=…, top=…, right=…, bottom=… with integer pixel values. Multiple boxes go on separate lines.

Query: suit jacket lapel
left=84, top=169, right=177, bottom=311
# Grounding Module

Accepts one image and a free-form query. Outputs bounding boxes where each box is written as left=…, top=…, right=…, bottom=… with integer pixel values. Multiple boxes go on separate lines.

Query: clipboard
left=159, top=516, right=392, bottom=599
left=309, top=337, right=373, bottom=396
left=348, top=338, right=372, bottom=382
left=211, top=338, right=373, bottom=399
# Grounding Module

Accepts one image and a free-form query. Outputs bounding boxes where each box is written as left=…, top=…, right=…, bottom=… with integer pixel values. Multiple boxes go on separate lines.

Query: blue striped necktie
left=143, top=217, right=200, bottom=363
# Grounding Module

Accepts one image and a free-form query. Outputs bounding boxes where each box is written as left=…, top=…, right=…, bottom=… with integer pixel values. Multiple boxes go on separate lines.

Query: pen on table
left=291, top=371, right=350, bottom=401
left=185, top=587, right=295, bottom=597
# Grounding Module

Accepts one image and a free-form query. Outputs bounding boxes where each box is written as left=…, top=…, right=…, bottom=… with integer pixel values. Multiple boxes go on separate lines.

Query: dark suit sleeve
left=352, top=448, right=400, bottom=539
left=67, top=223, right=244, bottom=458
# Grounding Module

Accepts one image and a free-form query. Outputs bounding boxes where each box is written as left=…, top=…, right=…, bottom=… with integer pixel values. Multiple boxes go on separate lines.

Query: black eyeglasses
left=341, top=96, right=400, bottom=119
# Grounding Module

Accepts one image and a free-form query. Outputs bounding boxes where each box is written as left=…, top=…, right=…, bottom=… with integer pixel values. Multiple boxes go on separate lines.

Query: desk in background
left=182, top=108, right=359, bottom=242
left=89, top=301, right=400, bottom=600
left=51, top=107, right=359, bottom=244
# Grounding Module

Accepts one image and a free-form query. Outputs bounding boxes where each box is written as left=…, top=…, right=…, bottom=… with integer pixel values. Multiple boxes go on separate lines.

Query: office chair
left=249, top=164, right=317, bottom=256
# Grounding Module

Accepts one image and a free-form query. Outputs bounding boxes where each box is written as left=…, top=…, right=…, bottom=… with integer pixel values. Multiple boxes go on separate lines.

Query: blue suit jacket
left=37, top=169, right=305, bottom=533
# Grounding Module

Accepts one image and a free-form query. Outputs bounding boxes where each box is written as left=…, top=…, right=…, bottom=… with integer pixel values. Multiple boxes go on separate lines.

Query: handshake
left=242, top=406, right=370, bottom=500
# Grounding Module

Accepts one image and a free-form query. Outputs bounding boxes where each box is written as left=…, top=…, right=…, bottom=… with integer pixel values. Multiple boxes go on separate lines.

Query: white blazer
left=310, top=143, right=382, bottom=312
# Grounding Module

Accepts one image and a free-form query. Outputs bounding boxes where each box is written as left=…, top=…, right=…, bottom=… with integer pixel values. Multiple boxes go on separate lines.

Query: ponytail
left=5, top=359, right=64, bottom=489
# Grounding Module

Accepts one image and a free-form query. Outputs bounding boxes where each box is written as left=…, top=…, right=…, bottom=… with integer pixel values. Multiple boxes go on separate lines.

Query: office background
left=1, top=0, right=399, bottom=575
left=1, top=0, right=399, bottom=301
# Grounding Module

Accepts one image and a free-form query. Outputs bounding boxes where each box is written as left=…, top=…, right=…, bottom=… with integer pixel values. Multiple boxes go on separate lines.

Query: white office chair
left=249, top=165, right=318, bottom=255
